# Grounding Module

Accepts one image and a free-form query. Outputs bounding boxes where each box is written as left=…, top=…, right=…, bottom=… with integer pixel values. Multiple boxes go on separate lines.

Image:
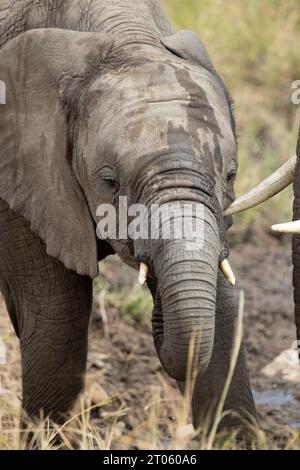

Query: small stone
left=88, top=352, right=108, bottom=369
left=261, top=349, right=300, bottom=383
left=176, top=424, right=194, bottom=439
left=86, top=383, right=109, bottom=405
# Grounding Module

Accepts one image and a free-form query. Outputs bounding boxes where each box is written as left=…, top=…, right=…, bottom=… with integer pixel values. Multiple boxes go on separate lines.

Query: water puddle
left=253, top=389, right=296, bottom=407
left=254, top=389, right=300, bottom=431
left=289, top=422, right=300, bottom=430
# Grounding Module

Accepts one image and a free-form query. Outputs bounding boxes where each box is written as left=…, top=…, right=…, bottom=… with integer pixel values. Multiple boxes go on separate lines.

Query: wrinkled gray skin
left=0, top=0, right=256, bottom=429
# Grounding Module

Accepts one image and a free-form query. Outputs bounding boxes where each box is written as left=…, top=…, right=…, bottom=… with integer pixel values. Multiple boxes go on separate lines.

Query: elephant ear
left=0, top=29, right=113, bottom=278
left=161, top=29, right=215, bottom=73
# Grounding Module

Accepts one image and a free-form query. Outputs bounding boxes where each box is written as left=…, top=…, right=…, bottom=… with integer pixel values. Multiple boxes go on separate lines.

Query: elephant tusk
left=224, top=154, right=297, bottom=217
left=220, top=259, right=236, bottom=286
left=271, top=220, right=300, bottom=234
left=139, top=263, right=148, bottom=285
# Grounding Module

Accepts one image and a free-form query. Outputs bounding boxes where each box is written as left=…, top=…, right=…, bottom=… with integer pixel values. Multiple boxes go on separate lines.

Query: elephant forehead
left=86, top=62, right=235, bottom=172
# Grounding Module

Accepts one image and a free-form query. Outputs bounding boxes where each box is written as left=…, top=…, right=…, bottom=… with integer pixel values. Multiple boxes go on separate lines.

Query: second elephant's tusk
left=220, top=259, right=236, bottom=286
left=271, top=220, right=300, bottom=234
left=139, top=263, right=148, bottom=285
left=224, top=154, right=297, bottom=217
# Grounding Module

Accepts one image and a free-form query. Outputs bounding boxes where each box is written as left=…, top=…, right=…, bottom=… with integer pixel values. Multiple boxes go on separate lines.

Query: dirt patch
left=0, top=241, right=300, bottom=449
left=231, top=242, right=300, bottom=446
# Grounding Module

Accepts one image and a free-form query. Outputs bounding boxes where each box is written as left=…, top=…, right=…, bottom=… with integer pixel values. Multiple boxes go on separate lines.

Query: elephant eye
left=100, top=167, right=120, bottom=193
left=226, top=162, right=237, bottom=184
left=102, top=176, right=120, bottom=193
left=226, top=170, right=236, bottom=183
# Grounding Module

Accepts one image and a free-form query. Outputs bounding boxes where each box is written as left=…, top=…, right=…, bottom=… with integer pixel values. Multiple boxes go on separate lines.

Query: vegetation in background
left=93, top=262, right=153, bottom=327
left=162, top=0, right=300, bottom=235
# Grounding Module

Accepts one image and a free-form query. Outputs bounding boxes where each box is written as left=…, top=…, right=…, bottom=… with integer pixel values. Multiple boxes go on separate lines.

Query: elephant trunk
left=293, top=135, right=300, bottom=358
left=151, top=205, right=220, bottom=381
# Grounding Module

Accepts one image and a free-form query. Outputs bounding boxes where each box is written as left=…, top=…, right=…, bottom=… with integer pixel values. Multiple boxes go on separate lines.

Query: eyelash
left=103, top=177, right=120, bottom=193
left=227, top=171, right=236, bottom=183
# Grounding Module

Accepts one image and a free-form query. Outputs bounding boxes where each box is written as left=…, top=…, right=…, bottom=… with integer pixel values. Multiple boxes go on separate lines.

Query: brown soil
left=0, top=240, right=300, bottom=449
left=232, top=241, right=300, bottom=447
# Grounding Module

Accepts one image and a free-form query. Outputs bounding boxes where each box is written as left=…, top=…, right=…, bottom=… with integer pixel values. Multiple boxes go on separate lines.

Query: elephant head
left=0, top=28, right=238, bottom=381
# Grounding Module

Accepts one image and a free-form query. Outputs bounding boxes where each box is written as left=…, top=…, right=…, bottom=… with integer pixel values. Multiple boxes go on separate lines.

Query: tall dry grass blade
left=206, top=290, right=245, bottom=450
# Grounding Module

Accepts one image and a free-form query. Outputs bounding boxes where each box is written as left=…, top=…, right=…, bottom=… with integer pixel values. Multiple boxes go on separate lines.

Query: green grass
left=93, top=265, right=153, bottom=327
left=162, top=0, right=300, bottom=232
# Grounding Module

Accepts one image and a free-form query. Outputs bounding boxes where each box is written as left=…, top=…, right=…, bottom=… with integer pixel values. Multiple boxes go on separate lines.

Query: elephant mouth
left=137, top=249, right=236, bottom=288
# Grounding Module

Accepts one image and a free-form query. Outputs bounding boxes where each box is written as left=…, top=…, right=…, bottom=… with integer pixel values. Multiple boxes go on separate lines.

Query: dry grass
left=1, top=286, right=298, bottom=451
left=0, top=378, right=252, bottom=450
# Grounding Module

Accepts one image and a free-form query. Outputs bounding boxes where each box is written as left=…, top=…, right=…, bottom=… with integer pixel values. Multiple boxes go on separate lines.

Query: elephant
left=0, top=0, right=257, bottom=431
left=226, top=127, right=300, bottom=360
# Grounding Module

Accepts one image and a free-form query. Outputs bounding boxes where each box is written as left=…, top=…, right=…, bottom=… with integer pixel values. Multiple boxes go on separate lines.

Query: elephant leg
left=177, top=274, right=257, bottom=433
left=20, top=273, right=92, bottom=422
left=0, top=199, right=93, bottom=421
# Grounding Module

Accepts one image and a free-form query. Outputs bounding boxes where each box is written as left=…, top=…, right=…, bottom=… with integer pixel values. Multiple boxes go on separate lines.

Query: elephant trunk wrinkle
left=144, top=205, right=220, bottom=382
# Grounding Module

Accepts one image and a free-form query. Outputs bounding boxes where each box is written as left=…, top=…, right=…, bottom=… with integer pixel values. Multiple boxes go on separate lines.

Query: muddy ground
left=232, top=241, right=300, bottom=446
left=0, top=239, right=300, bottom=449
